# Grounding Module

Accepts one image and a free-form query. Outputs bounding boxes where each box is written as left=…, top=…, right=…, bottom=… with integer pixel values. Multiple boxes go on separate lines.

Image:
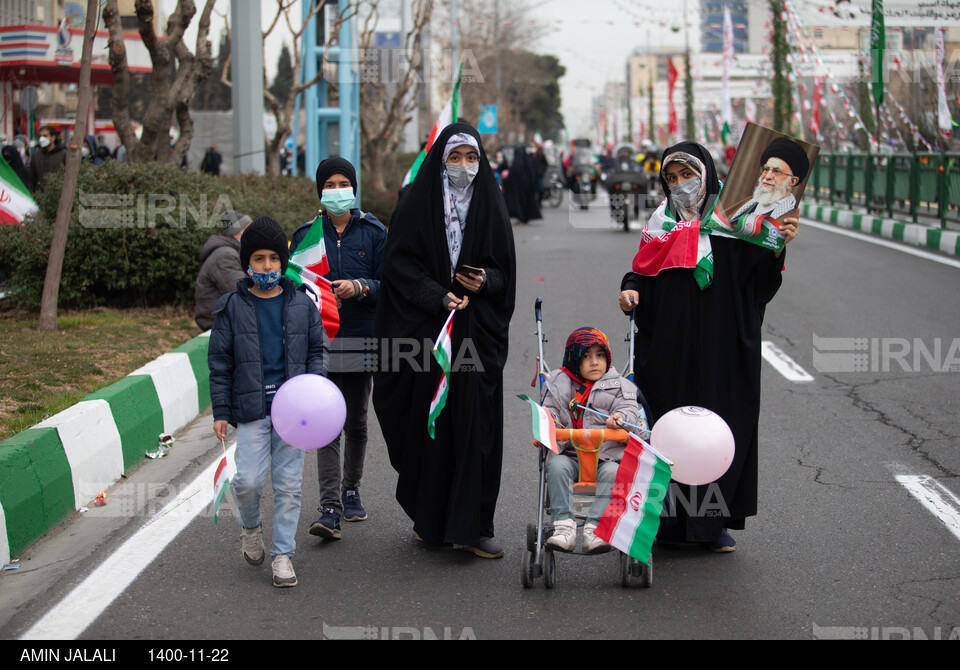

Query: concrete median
left=802, top=202, right=960, bottom=257
left=0, top=332, right=211, bottom=567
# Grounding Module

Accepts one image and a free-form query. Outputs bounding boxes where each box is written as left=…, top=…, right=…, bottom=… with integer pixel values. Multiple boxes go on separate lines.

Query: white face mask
left=81, top=147, right=90, bottom=158
left=38, top=136, right=51, bottom=149
left=670, top=177, right=702, bottom=209
left=446, top=162, right=480, bottom=189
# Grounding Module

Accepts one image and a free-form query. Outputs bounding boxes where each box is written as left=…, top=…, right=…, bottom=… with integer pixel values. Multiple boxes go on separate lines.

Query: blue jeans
left=234, top=416, right=305, bottom=557
left=546, top=455, right=618, bottom=526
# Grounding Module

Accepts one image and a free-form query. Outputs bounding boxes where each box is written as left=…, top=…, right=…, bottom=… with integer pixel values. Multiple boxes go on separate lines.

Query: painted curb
left=0, top=332, right=211, bottom=567
left=801, top=203, right=960, bottom=257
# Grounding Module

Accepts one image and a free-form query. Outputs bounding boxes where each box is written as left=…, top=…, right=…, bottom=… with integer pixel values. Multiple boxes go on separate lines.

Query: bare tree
left=218, top=1, right=357, bottom=176
left=441, top=0, right=550, bottom=149
left=102, top=0, right=217, bottom=165
left=356, top=0, right=434, bottom=192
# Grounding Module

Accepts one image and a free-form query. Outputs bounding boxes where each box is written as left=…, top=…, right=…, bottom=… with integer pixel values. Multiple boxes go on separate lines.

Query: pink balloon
left=270, top=374, right=346, bottom=450
left=650, top=407, right=735, bottom=486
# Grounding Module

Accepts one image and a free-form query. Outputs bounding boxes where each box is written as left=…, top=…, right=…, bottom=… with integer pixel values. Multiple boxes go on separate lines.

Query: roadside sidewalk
left=0, top=333, right=212, bottom=568
left=800, top=201, right=960, bottom=258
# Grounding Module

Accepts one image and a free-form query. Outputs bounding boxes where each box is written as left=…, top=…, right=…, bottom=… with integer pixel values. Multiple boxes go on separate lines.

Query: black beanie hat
left=315, top=156, right=358, bottom=199
left=760, top=137, right=809, bottom=182
left=240, top=216, right=289, bottom=275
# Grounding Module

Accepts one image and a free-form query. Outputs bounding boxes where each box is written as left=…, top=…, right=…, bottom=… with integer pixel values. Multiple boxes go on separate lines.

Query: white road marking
left=761, top=341, right=815, bottom=382
left=20, top=443, right=236, bottom=641
left=894, top=474, right=960, bottom=543
left=802, top=220, right=960, bottom=270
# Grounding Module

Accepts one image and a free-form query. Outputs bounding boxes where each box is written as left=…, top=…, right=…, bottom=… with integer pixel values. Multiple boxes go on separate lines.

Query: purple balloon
left=270, top=374, right=346, bottom=450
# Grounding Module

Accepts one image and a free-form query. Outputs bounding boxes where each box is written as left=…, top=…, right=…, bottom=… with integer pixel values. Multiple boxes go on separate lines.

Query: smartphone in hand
left=456, top=264, right=483, bottom=276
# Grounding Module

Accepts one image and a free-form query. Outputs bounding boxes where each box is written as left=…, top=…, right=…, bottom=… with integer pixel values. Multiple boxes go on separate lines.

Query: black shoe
left=458, top=537, right=504, bottom=559
left=341, top=489, right=367, bottom=522
left=708, top=529, right=736, bottom=553
left=309, top=507, right=341, bottom=540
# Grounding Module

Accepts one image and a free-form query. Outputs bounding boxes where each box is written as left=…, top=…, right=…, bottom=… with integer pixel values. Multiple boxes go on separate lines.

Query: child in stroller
left=539, top=327, right=643, bottom=554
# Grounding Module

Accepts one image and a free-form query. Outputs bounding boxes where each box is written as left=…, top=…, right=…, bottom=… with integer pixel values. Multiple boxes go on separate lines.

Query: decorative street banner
left=478, top=105, right=498, bottom=134
left=871, top=0, right=885, bottom=108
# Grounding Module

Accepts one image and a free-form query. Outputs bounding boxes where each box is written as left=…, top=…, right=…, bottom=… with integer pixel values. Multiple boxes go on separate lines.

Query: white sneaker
left=546, top=519, right=577, bottom=552
left=241, top=525, right=265, bottom=565
left=272, top=554, right=298, bottom=588
left=582, top=524, right=612, bottom=554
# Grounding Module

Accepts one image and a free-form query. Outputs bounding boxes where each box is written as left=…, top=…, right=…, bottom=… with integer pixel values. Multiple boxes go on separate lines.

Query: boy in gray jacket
left=540, top=327, right=642, bottom=554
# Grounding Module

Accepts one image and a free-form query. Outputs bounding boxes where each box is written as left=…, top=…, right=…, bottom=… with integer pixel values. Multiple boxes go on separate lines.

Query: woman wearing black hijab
left=373, top=123, right=516, bottom=558
left=617, top=142, right=798, bottom=552
left=2, top=145, right=29, bottom=189
left=500, top=145, right=542, bottom=223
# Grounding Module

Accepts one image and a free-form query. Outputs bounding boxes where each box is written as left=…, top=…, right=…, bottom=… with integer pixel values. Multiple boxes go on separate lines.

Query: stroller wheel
left=543, top=550, right=557, bottom=589
left=526, top=523, right=539, bottom=553
left=619, top=551, right=648, bottom=588
left=521, top=550, right=536, bottom=588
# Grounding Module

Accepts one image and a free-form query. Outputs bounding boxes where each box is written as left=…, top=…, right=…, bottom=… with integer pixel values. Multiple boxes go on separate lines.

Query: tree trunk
left=103, top=0, right=215, bottom=166
left=38, top=0, right=99, bottom=332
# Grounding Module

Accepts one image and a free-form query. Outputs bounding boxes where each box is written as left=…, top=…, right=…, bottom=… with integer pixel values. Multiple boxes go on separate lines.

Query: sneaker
left=459, top=536, right=504, bottom=559
left=341, top=489, right=367, bottom=522
left=309, top=507, right=342, bottom=540
left=708, top=529, right=736, bottom=553
left=272, top=554, right=298, bottom=588
left=240, top=525, right=265, bottom=565
left=545, top=519, right=576, bottom=552
left=582, top=524, right=612, bottom=554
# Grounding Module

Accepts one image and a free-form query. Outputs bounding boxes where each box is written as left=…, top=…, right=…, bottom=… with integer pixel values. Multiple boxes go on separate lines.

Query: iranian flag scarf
left=632, top=201, right=716, bottom=290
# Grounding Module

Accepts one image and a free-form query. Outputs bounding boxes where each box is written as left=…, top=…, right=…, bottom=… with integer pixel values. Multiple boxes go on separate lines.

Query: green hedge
left=0, top=161, right=397, bottom=310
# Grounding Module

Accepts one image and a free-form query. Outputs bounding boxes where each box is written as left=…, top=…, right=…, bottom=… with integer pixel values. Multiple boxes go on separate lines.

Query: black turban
left=760, top=137, right=809, bottom=181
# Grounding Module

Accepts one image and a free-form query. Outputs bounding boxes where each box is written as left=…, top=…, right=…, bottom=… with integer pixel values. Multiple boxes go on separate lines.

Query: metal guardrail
left=811, top=152, right=960, bottom=228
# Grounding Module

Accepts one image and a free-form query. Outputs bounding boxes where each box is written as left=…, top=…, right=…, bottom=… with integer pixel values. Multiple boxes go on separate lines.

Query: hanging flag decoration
left=937, top=28, right=956, bottom=138
left=667, top=57, right=679, bottom=136
left=871, top=0, right=885, bottom=109
left=721, top=5, right=734, bottom=146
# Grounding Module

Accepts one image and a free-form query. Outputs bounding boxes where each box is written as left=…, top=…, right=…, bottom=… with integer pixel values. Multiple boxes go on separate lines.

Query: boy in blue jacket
left=209, top=216, right=326, bottom=588
left=290, top=157, right=385, bottom=540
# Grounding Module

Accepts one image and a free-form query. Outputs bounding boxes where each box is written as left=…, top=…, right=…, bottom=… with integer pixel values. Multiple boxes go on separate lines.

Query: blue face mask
left=247, top=266, right=281, bottom=291
left=321, top=187, right=355, bottom=216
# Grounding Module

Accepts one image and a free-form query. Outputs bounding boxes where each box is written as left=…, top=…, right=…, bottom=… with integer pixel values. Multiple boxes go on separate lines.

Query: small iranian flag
left=427, top=310, right=455, bottom=439
left=595, top=433, right=672, bottom=566
left=517, top=394, right=559, bottom=454
left=402, top=63, right=464, bottom=188
left=0, top=158, right=37, bottom=224
left=213, top=455, right=231, bottom=526
left=286, top=214, right=339, bottom=341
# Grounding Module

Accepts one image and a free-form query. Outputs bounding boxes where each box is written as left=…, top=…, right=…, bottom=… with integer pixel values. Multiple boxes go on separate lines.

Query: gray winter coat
left=194, top=234, right=246, bottom=330
left=208, top=277, right=326, bottom=425
left=540, top=366, right=640, bottom=462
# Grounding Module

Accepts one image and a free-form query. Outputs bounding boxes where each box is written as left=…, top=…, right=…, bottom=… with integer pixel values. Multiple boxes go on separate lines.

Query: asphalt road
left=3, top=193, right=959, bottom=642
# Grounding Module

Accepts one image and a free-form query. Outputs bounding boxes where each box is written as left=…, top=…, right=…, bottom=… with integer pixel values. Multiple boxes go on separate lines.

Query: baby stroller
left=521, top=298, right=653, bottom=589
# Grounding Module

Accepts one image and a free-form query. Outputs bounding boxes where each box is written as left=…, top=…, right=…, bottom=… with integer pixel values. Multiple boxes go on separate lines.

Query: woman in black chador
left=500, top=145, right=542, bottom=223
left=373, top=123, right=516, bottom=558
left=618, top=141, right=798, bottom=553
